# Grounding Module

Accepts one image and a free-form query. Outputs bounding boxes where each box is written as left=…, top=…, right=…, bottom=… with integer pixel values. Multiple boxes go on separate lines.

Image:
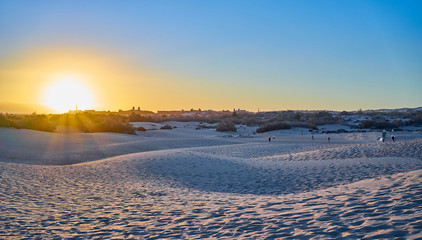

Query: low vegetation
left=160, top=125, right=172, bottom=130
left=136, top=126, right=147, bottom=131
left=256, top=122, right=291, bottom=133
left=0, top=109, right=420, bottom=134
left=359, top=120, right=397, bottom=130
left=0, top=112, right=136, bottom=134
left=1, top=114, right=55, bottom=132
left=216, top=120, right=237, bottom=132
left=408, top=111, right=422, bottom=125
left=50, top=113, right=136, bottom=134
left=0, top=114, right=16, bottom=128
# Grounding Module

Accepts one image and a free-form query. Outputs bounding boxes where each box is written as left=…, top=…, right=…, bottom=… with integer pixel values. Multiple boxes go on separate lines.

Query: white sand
left=1, top=124, right=421, bottom=239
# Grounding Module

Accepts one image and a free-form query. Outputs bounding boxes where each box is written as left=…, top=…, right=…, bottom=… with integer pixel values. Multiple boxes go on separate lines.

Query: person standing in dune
left=382, top=130, right=387, bottom=142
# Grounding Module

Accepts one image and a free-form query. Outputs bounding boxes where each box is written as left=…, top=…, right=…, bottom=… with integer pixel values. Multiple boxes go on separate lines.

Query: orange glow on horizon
left=0, top=47, right=378, bottom=113
left=43, top=75, right=95, bottom=113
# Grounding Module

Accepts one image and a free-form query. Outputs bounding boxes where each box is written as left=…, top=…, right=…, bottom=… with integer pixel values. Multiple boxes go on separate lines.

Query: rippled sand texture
left=0, top=127, right=421, bottom=239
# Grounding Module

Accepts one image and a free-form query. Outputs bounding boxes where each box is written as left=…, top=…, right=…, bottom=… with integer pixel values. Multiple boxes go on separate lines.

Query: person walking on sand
left=382, top=130, right=387, bottom=142
left=391, top=134, right=395, bottom=142
left=268, top=136, right=271, bottom=142
left=328, top=137, right=330, bottom=143
left=312, top=135, right=314, bottom=140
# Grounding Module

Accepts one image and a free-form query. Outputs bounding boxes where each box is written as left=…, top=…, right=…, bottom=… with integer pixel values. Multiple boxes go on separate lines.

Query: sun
left=43, top=75, right=95, bottom=113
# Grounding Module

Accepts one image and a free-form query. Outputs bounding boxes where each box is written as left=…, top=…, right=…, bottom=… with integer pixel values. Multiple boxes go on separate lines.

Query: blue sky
left=0, top=0, right=421, bottom=111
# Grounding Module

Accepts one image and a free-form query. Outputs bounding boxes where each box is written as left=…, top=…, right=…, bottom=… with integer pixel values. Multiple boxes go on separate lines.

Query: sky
left=0, top=0, right=421, bottom=113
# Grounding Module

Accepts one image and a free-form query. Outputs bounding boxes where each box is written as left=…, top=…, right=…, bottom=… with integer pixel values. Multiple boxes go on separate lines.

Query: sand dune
left=0, top=126, right=421, bottom=239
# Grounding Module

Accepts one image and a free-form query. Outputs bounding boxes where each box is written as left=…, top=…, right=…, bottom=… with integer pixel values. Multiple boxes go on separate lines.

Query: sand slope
left=0, top=127, right=421, bottom=239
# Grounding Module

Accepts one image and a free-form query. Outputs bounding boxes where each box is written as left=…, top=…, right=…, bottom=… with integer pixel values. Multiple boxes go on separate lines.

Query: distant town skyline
left=1, top=0, right=421, bottom=113
left=1, top=101, right=421, bottom=115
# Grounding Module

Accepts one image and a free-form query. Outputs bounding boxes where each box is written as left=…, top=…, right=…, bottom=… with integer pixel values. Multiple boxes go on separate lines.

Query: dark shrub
left=197, top=124, right=214, bottom=129
left=216, top=121, right=237, bottom=132
left=160, top=125, right=172, bottom=130
left=392, top=120, right=403, bottom=127
left=293, top=113, right=301, bottom=121
left=243, top=117, right=261, bottom=126
left=92, top=118, right=136, bottom=134
left=337, top=129, right=348, bottom=133
left=2, top=113, right=138, bottom=135
left=408, top=111, right=422, bottom=125
left=129, top=113, right=153, bottom=122
left=52, top=113, right=135, bottom=134
left=305, top=111, right=340, bottom=125
left=290, top=122, right=315, bottom=129
left=359, top=120, right=396, bottom=129
left=256, top=122, right=291, bottom=133
left=0, top=114, right=13, bottom=128
left=13, top=114, right=56, bottom=132
left=207, top=119, right=218, bottom=124
left=359, top=120, right=374, bottom=129
left=315, top=111, right=333, bottom=119
left=324, top=129, right=349, bottom=134
left=136, top=126, right=146, bottom=131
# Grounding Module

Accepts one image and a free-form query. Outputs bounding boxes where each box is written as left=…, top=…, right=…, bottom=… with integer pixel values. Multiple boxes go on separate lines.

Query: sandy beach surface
left=1, top=123, right=421, bottom=239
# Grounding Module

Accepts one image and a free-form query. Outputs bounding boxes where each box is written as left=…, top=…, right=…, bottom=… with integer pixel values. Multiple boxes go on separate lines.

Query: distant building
left=233, top=108, right=247, bottom=113
left=68, top=105, right=82, bottom=114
